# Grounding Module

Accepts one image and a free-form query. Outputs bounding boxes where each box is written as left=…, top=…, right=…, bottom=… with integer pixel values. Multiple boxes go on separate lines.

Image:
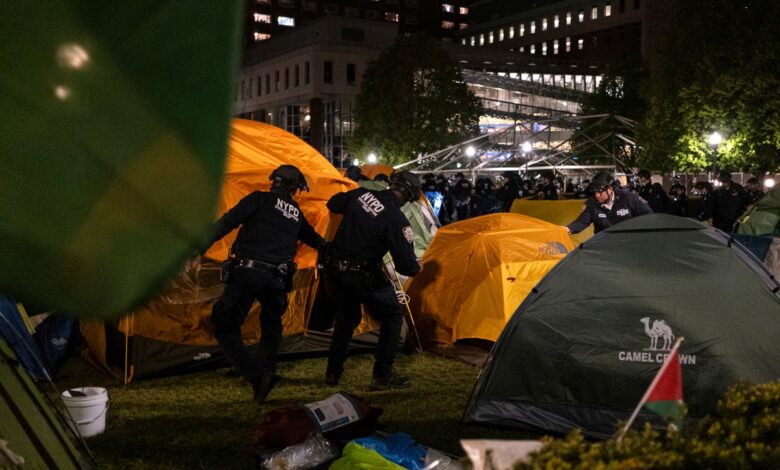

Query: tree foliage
left=638, top=0, right=780, bottom=173
left=350, top=34, right=481, bottom=165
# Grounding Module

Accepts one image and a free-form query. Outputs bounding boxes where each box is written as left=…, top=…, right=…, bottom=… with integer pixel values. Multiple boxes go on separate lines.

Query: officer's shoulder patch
left=402, top=226, right=414, bottom=244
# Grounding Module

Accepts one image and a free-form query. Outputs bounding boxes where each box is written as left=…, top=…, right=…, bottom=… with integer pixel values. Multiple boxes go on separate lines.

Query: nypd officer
left=566, top=171, right=652, bottom=234
left=205, top=164, right=324, bottom=405
left=324, top=171, right=422, bottom=390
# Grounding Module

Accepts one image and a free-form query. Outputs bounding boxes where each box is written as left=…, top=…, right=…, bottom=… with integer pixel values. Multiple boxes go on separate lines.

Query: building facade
left=235, top=17, right=397, bottom=166
left=244, top=0, right=471, bottom=48
left=460, top=0, right=643, bottom=66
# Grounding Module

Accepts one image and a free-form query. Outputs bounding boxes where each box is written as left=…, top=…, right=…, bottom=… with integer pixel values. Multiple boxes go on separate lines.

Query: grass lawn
left=52, top=350, right=537, bottom=469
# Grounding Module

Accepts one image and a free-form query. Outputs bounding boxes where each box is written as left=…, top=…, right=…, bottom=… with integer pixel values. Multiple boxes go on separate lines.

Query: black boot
left=369, top=372, right=411, bottom=391
left=252, top=374, right=280, bottom=405
left=325, top=364, right=342, bottom=386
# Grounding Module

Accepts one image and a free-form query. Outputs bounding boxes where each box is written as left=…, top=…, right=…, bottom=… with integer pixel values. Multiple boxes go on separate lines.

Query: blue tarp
left=0, top=296, right=50, bottom=381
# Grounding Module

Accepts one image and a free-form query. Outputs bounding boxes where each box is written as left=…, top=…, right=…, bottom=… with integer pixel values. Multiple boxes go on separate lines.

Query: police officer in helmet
left=204, top=164, right=324, bottom=405
left=566, top=171, right=652, bottom=234
left=324, top=170, right=422, bottom=390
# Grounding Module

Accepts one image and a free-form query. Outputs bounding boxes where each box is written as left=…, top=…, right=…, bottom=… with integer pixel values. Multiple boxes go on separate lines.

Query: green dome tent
left=465, top=214, right=780, bottom=438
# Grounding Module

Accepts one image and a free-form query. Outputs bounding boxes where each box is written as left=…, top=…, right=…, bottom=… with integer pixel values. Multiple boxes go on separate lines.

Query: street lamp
left=465, top=146, right=476, bottom=157
left=522, top=141, right=532, bottom=153
left=707, top=131, right=723, bottom=176
left=367, top=152, right=377, bottom=164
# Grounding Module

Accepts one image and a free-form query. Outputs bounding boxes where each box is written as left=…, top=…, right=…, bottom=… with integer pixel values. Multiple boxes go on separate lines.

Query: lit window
left=442, top=3, right=454, bottom=13
left=254, top=32, right=271, bottom=41
left=566, top=11, right=572, bottom=25
left=591, top=6, right=598, bottom=19
left=479, top=33, right=484, bottom=45
left=442, top=20, right=455, bottom=29
left=553, top=39, right=559, bottom=54
left=509, top=26, right=515, bottom=38
left=519, top=23, right=525, bottom=36
left=277, top=16, right=295, bottom=27
left=254, top=13, right=271, bottom=23
left=499, top=28, right=504, bottom=41
left=459, top=6, right=469, bottom=15
left=530, top=20, right=536, bottom=34
left=578, top=9, right=585, bottom=22
left=459, top=22, right=468, bottom=29
left=565, top=36, right=571, bottom=52
left=554, top=15, right=560, bottom=28
left=577, top=38, right=584, bottom=49
left=519, top=46, right=525, bottom=52
left=461, top=38, right=466, bottom=45
left=542, top=18, right=547, bottom=31
left=542, top=42, right=547, bottom=55
left=470, top=36, right=475, bottom=46
left=605, top=2, right=612, bottom=16
left=385, top=12, right=399, bottom=22
left=530, top=44, right=536, bottom=54
left=489, top=31, right=494, bottom=43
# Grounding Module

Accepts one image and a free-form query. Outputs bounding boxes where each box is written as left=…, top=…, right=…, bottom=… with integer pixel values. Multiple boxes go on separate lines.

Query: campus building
left=244, top=0, right=471, bottom=48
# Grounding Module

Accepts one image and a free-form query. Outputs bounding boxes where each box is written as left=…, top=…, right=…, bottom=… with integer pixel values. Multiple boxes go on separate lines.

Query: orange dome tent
left=82, top=120, right=358, bottom=381
left=407, top=213, right=575, bottom=345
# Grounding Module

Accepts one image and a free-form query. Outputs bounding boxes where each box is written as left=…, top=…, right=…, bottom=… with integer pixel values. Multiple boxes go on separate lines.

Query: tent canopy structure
left=407, top=213, right=574, bottom=345
left=82, top=120, right=359, bottom=381
left=510, top=199, right=594, bottom=244
left=465, top=214, right=780, bottom=438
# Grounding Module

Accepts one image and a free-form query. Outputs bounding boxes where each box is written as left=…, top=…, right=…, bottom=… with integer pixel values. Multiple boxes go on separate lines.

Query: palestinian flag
left=617, top=338, right=684, bottom=439
left=643, top=339, right=684, bottom=429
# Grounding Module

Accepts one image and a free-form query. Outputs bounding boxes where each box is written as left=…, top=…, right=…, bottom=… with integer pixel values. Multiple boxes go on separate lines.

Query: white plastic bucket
left=61, top=387, right=109, bottom=438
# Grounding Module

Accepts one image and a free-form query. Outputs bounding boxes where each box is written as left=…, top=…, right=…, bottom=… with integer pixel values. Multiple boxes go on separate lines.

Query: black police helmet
left=590, top=172, right=613, bottom=192
left=270, top=164, right=308, bottom=194
left=637, top=169, right=651, bottom=180
left=390, top=171, right=422, bottom=204
left=717, top=171, right=732, bottom=182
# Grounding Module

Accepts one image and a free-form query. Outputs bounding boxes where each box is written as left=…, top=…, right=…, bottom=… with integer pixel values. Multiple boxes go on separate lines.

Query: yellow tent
left=510, top=199, right=594, bottom=244
left=82, top=120, right=358, bottom=382
left=407, top=213, right=575, bottom=345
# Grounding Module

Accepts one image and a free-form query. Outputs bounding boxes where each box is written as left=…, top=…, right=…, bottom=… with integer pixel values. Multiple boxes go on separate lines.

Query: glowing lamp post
left=707, top=131, right=723, bottom=176
left=367, top=153, right=378, bottom=164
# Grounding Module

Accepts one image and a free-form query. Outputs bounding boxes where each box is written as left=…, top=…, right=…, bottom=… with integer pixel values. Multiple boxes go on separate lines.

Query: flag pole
left=616, top=337, right=684, bottom=442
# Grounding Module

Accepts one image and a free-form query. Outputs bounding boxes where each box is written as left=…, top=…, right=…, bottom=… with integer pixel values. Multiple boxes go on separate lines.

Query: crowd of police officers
left=203, top=164, right=765, bottom=405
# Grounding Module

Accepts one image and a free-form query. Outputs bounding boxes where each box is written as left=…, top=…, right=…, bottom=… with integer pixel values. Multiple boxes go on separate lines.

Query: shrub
left=516, top=381, right=780, bottom=469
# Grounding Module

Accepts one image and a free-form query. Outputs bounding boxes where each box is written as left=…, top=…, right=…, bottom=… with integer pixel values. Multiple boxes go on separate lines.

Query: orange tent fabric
left=82, top=120, right=357, bottom=381
left=360, top=164, right=393, bottom=181
left=510, top=199, right=594, bottom=244
left=407, top=213, right=575, bottom=345
left=206, top=119, right=357, bottom=267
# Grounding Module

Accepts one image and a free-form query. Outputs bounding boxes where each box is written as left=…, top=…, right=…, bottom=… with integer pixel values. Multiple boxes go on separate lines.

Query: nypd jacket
left=327, top=187, right=420, bottom=277
left=208, top=190, right=323, bottom=264
left=567, top=189, right=652, bottom=234
left=638, top=182, right=670, bottom=213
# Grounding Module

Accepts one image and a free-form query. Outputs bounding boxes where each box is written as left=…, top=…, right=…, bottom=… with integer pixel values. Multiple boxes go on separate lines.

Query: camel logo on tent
left=640, top=317, right=674, bottom=350
left=617, top=318, right=697, bottom=365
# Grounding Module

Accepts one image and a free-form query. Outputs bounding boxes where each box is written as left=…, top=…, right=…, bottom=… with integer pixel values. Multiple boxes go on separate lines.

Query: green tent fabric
left=465, top=214, right=780, bottom=438
left=738, top=187, right=780, bottom=235
left=0, top=338, right=88, bottom=468
left=358, top=180, right=436, bottom=257
left=0, top=1, right=243, bottom=317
